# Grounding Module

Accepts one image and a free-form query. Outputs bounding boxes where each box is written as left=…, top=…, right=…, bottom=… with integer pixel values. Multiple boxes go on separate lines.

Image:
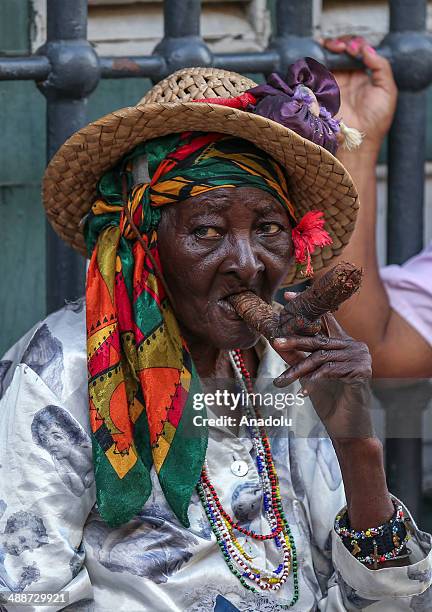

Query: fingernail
left=301, top=388, right=309, bottom=397
left=348, top=40, right=360, bottom=52
left=365, top=45, right=376, bottom=55
left=274, top=337, right=288, bottom=345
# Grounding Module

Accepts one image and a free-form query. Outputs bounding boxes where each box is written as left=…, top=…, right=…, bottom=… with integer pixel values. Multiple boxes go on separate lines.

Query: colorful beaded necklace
left=196, top=349, right=300, bottom=607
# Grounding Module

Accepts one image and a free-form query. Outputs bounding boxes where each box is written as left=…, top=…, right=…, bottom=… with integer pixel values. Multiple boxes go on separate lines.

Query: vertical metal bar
left=387, top=91, right=426, bottom=263
left=47, top=1, right=88, bottom=39
left=389, top=0, right=426, bottom=32
left=387, top=0, right=427, bottom=263
left=45, top=96, right=89, bottom=314
left=163, top=0, right=201, bottom=37
left=43, top=0, right=96, bottom=314
left=271, top=0, right=321, bottom=73
left=154, top=0, right=211, bottom=75
left=275, top=0, right=313, bottom=37
left=385, top=0, right=428, bottom=519
left=386, top=439, right=423, bottom=517
left=379, top=382, right=431, bottom=521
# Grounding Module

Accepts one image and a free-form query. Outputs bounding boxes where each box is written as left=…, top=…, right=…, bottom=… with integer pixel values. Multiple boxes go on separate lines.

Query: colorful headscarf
left=84, top=132, right=330, bottom=528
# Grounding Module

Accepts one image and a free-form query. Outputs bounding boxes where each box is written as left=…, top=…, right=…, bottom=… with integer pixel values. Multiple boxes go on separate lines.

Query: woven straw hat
left=43, top=66, right=359, bottom=285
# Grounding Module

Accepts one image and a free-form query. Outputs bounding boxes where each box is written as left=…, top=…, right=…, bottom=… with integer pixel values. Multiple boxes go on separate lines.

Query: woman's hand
left=322, top=36, right=398, bottom=155
left=271, top=309, right=373, bottom=442
left=271, top=297, right=394, bottom=534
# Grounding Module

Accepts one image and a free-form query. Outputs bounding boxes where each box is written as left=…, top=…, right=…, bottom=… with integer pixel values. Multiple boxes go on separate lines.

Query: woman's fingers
left=322, top=35, right=366, bottom=56
left=304, top=360, right=371, bottom=384
left=334, top=35, right=396, bottom=92
left=322, top=37, right=348, bottom=53
left=360, top=43, right=397, bottom=93
left=273, top=333, right=346, bottom=353
left=321, top=312, right=352, bottom=340
left=344, top=36, right=368, bottom=57
left=275, top=347, right=306, bottom=367
left=273, top=347, right=350, bottom=387
left=274, top=352, right=371, bottom=389
left=281, top=294, right=354, bottom=341
left=272, top=335, right=372, bottom=388
left=322, top=35, right=395, bottom=90
left=273, top=312, right=352, bottom=348
left=281, top=290, right=322, bottom=336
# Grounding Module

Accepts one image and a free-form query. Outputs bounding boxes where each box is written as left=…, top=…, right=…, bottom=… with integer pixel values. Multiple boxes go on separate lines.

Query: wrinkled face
left=157, top=186, right=293, bottom=349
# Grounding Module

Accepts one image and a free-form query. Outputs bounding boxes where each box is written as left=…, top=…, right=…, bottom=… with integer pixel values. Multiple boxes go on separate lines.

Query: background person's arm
left=320, top=37, right=432, bottom=378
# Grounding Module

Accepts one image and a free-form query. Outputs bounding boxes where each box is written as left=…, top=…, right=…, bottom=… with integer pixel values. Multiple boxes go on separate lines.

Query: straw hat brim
left=42, top=101, right=359, bottom=286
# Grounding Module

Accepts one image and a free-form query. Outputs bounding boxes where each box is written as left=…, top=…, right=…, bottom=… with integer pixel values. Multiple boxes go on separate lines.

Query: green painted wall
left=0, top=1, right=155, bottom=356
left=0, top=1, right=46, bottom=356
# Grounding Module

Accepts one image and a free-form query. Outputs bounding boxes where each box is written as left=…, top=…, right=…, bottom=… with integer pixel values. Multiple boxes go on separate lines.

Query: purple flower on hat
left=246, top=57, right=342, bottom=155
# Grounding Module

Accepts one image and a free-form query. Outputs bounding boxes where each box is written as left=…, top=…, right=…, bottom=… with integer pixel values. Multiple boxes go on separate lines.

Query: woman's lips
left=217, top=298, right=242, bottom=321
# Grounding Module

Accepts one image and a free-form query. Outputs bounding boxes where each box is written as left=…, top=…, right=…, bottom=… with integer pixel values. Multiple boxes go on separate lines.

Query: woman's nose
left=219, top=237, right=264, bottom=282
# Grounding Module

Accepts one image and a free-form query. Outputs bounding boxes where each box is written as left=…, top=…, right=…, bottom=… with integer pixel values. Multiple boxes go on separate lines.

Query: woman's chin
left=178, top=304, right=261, bottom=350
left=209, top=324, right=260, bottom=350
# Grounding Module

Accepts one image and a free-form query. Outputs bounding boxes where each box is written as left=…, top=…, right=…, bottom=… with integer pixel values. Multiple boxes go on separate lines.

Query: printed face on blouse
left=3, top=527, right=40, bottom=556
left=38, top=423, right=71, bottom=460
left=157, top=186, right=293, bottom=350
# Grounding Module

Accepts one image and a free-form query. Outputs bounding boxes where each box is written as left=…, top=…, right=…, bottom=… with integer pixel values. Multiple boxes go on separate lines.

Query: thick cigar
left=227, top=292, right=280, bottom=339
left=227, top=262, right=362, bottom=339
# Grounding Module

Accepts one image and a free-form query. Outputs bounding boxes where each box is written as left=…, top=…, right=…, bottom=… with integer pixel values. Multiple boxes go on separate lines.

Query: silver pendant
left=238, top=536, right=259, bottom=559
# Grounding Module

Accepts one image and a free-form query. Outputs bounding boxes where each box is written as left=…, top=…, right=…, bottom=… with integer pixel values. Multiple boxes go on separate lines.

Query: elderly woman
left=0, top=59, right=431, bottom=612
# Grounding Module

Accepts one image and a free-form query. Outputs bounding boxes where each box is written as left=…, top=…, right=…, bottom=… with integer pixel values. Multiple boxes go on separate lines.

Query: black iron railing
left=1, top=0, right=431, bottom=519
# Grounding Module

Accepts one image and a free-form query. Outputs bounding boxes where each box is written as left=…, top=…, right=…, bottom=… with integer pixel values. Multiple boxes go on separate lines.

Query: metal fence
left=0, top=0, right=431, bottom=520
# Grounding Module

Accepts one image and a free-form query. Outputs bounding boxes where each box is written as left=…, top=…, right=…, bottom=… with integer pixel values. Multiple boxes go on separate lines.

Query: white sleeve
left=380, top=243, right=432, bottom=347
left=296, top=434, right=432, bottom=610
left=330, top=496, right=432, bottom=610
left=0, top=364, right=96, bottom=612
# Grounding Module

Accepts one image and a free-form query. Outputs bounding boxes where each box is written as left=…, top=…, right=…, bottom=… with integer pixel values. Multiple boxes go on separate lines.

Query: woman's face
left=157, top=186, right=293, bottom=349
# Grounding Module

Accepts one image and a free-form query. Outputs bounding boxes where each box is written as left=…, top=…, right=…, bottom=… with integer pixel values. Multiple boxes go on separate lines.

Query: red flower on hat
left=292, top=211, right=333, bottom=276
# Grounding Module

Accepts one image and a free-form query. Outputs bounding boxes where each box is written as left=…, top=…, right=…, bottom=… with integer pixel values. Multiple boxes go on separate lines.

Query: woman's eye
left=257, top=222, right=282, bottom=235
left=194, top=226, right=222, bottom=239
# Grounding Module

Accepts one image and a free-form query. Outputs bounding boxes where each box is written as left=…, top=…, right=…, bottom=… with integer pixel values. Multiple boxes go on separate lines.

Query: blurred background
left=3, top=0, right=432, bottom=355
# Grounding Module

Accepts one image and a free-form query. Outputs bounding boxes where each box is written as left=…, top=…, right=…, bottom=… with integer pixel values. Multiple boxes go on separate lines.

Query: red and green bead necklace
left=196, top=349, right=300, bottom=606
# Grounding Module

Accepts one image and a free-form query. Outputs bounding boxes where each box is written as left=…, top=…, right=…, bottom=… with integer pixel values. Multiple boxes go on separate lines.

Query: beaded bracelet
left=334, top=502, right=411, bottom=568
